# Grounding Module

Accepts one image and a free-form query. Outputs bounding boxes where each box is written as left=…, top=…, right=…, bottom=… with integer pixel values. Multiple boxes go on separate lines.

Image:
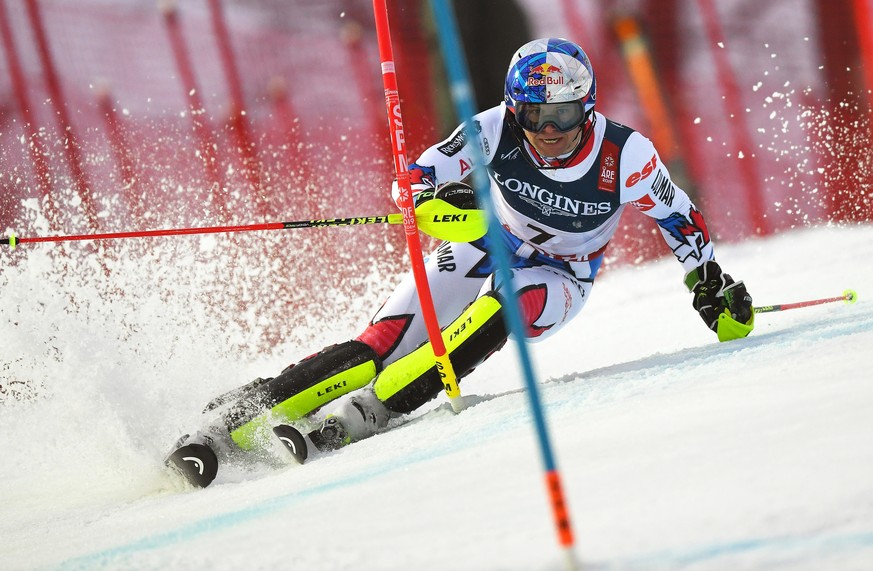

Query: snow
left=1, top=223, right=872, bottom=571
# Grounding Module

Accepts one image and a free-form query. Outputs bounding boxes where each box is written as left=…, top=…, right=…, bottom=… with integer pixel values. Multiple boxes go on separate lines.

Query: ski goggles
left=514, top=101, right=587, bottom=133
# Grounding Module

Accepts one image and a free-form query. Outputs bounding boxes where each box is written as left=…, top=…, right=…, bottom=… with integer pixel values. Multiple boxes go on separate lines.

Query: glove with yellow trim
left=685, top=260, right=754, bottom=341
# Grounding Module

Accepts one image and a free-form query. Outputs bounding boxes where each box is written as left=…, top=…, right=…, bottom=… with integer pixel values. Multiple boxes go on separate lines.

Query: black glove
left=435, top=181, right=477, bottom=209
left=414, top=182, right=477, bottom=210
left=685, top=260, right=754, bottom=333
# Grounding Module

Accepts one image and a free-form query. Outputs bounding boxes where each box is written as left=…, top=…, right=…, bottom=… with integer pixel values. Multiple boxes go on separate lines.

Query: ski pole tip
left=844, top=289, right=858, bottom=304
left=448, top=394, right=468, bottom=414
left=3, top=232, right=16, bottom=250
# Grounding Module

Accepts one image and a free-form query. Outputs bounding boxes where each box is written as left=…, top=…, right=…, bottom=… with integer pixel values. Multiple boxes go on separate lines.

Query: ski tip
left=273, top=424, right=308, bottom=464
left=844, top=289, right=858, bottom=304
left=166, top=442, right=219, bottom=488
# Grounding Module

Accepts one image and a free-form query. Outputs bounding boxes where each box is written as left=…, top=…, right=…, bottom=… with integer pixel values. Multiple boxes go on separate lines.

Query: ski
left=166, top=393, right=493, bottom=487
left=165, top=420, right=320, bottom=487
left=202, top=376, right=271, bottom=413
left=272, top=424, right=309, bottom=464
left=165, top=438, right=220, bottom=488
left=163, top=424, right=249, bottom=488
left=166, top=424, right=319, bottom=488
left=272, top=417, right=352, bottom=466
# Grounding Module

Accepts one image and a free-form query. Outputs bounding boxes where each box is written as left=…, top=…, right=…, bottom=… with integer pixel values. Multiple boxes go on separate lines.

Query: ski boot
left=309, top=415, right=352, bottom=451
left=274, top=389, right=392, bottom=464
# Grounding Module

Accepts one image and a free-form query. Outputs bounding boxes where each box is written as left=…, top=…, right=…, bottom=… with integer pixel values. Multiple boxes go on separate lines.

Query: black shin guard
left=220, top=340, right=382, bottom=449
left=373, top=293, right=507, bottom=414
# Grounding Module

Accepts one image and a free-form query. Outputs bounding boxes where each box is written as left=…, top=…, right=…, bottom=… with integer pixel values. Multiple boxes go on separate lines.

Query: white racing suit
left=217, top=104, right=715, bottom=449
left=356, top=104, right=713, bottom=398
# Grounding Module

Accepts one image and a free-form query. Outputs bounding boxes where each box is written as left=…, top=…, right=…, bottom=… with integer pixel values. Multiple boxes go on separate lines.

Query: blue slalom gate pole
left=428, top=1, right=578, bottom=568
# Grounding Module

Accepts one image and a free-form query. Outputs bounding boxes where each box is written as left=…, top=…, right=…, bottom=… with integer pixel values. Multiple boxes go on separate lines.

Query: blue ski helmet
left=504, top=38, right=596, bottom=132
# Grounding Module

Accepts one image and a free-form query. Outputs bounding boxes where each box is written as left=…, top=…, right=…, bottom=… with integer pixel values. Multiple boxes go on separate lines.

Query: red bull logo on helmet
left=528, top=63, right=564, bottom=86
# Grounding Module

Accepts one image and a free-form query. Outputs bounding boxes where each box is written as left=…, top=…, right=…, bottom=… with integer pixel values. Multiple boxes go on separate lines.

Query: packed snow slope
left=1, top=223, right=872, bottom=571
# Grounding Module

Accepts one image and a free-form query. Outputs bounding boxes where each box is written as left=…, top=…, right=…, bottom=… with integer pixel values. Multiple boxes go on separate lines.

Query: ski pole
left=372, top=0, right=465, bottom=413
left=0, top=204, right=486, bottom=250
left=754, top=289, right=858, bottom=314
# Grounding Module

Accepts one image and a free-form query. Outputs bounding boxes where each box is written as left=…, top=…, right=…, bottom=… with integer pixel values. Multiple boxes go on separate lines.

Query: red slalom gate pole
left=754, top=290, right=858, bottom=314
left=697, top=0, right=769, bottom=235
left=95, top=84, right=142, bottom=220
left=0, top=0, right=59, bottom=230
left=24, top=0, right=99, bottom=232
left=372, top=0, right=464, bottom=412
left=207, top=0, right=265, bottom=217
left=160, top=0, right=227, bottom=221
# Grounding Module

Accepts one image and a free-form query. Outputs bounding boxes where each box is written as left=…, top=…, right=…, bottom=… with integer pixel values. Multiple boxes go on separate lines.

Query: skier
left=168, top=38, right=754, bottom=486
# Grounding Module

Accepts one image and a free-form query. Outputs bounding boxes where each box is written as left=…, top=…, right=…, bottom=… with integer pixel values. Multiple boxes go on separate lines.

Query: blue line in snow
left=57, top=444, right=446, bottom=570
left=606, top=530, right=873, bottom=570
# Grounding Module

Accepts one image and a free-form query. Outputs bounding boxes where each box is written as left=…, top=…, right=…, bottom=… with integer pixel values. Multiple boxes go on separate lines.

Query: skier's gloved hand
left=393, top=164, right=438, bottom=207
left=393, top=180, right=434, bottom=208
left=685, top=260, right=755, bottom=341
left=434, top=181, right=477, bottom=209
left=412, top=181, right=486, bottom=242
left=414, top=182, right=477, bottom=210
left=413, top=188, right=436, bottom=208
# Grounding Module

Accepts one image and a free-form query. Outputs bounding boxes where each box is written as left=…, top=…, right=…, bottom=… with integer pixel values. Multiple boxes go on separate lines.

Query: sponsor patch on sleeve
left=437, top=120, right=482, bottom=156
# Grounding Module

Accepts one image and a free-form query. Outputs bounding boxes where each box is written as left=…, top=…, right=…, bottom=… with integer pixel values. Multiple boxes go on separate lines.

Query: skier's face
left=523, top=123, right=583, bottom=157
